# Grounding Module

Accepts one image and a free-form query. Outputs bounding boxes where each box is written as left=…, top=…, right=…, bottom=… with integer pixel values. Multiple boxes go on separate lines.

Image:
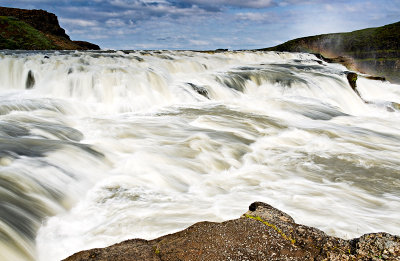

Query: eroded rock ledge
left=64, top=202, right=400, bottom=261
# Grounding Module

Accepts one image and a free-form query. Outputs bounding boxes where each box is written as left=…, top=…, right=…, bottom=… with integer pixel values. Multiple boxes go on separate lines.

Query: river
left=0, top=50, right=399, bottom=260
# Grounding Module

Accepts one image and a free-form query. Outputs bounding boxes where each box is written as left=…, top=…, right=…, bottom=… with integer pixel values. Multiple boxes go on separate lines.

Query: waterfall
left=0, top=50, right=399, bottom=261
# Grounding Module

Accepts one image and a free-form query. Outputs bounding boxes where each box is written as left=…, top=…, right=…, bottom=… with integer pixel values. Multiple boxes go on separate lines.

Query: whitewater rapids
left=0, top=50, right=399, bottom=261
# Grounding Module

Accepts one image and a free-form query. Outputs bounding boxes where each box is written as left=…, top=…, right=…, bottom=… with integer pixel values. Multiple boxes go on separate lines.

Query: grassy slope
left=265, top=22, right=400, bottom=54
left=0, top=16, right=57, bottom=50
left=263, top=22, right=400, bottom=83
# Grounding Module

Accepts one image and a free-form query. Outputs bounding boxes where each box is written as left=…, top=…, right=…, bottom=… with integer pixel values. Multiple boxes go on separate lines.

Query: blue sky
left=2, top=0, right=400, bottom=50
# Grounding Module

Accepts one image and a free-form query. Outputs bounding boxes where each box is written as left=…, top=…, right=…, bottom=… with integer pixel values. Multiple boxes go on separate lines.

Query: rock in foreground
left=64, top=202, right=400, bottom=261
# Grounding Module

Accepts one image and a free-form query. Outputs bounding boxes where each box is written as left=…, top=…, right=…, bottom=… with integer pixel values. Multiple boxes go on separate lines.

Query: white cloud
left=324, top=4, right=334, bottom=11
left=59, top=18, right=99, bottom=27
left=189, top=39, right=209, bottom=46
left=109, top=0, right=168, bottom=8
left=236, top=12, right=271, bottom=22
left=85, top=34, right=110, bottom=39
left=105, top=19, right=126, bottom=27
left=181, top=0, right=275, bottom=8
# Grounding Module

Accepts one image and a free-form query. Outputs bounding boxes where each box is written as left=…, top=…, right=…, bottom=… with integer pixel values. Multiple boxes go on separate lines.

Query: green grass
left=0, top=16, right=57, bottom=50
left=262, top=21, right=400, bottom=83
left=264, top=21, right=400, bottom=56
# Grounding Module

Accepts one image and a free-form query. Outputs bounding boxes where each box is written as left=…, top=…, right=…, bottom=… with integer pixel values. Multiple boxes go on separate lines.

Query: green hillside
left=0, top=7, right=100, bottom=50
left=263, top=22, right=400, bottom=83
left=0, top=16, right=57, bottom=50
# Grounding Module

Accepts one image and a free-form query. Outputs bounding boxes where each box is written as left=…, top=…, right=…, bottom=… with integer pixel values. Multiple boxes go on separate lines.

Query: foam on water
left=0, top=50, right=399, bottom=261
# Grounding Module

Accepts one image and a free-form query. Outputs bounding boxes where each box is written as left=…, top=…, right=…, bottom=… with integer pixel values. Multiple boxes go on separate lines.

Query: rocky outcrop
left=64, top=202, right=400, bottom=261
left=0, top=7, right=69, bottom=39
left=346, top=72, right=358, bottom=91
left=72, top=41, right=101, bottom=50
left=0, top=6, right=100, bottom=50
left=262, top=21, right=400, bottom=84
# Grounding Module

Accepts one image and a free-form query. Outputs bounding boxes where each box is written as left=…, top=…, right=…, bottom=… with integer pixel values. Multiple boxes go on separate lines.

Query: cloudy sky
left=2, top=0, right=400, bottom=50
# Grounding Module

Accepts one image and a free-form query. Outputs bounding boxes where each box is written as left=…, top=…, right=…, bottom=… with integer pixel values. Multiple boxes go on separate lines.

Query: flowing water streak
left=0, top=50, right=399, bottom=261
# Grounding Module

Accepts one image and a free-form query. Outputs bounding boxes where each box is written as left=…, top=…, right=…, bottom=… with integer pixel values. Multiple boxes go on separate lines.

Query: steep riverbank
left=262, top=21, right=400, bottom=84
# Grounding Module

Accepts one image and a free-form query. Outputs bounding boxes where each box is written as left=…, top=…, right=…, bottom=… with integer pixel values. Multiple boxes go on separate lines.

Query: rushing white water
left=0, top=50, right=399, bottom=261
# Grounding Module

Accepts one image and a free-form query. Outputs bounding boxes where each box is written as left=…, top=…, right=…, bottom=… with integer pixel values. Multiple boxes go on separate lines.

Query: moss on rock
left=346, top=72, right=358, bottom=90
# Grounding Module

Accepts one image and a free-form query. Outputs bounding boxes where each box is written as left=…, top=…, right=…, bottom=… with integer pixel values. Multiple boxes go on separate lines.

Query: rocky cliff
left=64, top=202, right=400, bottom=261
left=0, top=6, right=100, bottom=50
left=262, top=22, right=400, bottom=84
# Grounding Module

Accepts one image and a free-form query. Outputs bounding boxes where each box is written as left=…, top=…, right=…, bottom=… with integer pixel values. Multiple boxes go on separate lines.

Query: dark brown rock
left=72, top=41, right=100, bottom=50
left=364, top=75, right=386, bottom=81
left=345, top=71, right=364, bottom=99
left=346, top=72, right=358, bottom=91
left=64, top=202, right=400, bottom=261
left=25, top=70, right=35, bottom=89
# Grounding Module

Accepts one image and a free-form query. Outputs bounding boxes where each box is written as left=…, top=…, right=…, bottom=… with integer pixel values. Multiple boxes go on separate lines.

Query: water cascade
left=0, top=50, right=399, bottom=261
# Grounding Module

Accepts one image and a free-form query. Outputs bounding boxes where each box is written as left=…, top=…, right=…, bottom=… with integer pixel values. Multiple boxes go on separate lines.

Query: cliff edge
left=262, top=21, right=400, bottom=84
left=0, top=6, right=100, bottom=50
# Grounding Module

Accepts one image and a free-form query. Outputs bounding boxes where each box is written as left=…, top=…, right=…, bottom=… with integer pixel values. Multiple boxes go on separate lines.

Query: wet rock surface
left=346, top=72, right=358, bottom=91
left=64, top=202, right=400, bottom=261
